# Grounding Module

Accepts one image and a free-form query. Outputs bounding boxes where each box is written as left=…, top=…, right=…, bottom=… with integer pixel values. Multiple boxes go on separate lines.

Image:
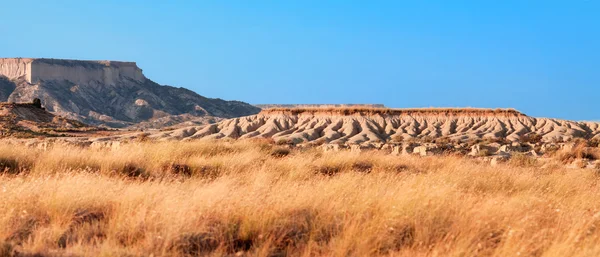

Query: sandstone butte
left=0, top=58, right=260, bottom=128
left=144, top=107, right=600, bottom=145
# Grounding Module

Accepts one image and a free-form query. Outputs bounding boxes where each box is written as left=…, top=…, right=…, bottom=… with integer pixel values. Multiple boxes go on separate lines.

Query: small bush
left=314, top=138, right=327, bottom=146
left=195, top=164, right=223, bottom=179
left=270, top=148, right=291, bottom=158
left=276, top=138, right=301, bottom=146
left=162, top=163, right=193, bottom=176
left=589, top=138, right=600, bottom=147
left=115, top=163, right=147, bottom=178
left=172, top=232, right=220, bottom=255
left=555, top=143, right=600, bottom=164
left=482, top=137, right=509, bottom=145
left=314, top=164, right=342, bottom=176
left=390, top=135, right=404, bottom=143
left=351, top=161, right=373, bottom=173
left=519, top=133, right=543, bottom=144
left=420, top=136, right=435, bottom=143
left=476, top=149, right=491, bottom=157
left=0, top=158, right=23, bottom=174
left=509, top=154, right=538, bottom=167
left=276, top=139, right=290, bottom=145
left=434, top=136, right=453, bottom=145
left=136, top=133, right=150, bottom=142
left=0, top=241, right=14, bottom=257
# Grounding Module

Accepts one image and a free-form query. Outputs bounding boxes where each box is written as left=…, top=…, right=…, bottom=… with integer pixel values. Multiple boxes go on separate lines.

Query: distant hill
left=0, top=58, right=260, bottom=128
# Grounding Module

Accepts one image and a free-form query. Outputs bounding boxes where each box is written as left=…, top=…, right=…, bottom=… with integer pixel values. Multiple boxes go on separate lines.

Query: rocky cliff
left=147, top=107, right=600, bottom=145
left=0, top=58, right=260, bottom=127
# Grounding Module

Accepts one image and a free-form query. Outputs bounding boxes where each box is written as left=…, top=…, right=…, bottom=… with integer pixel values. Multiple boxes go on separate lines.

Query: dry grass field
left=1, top=140, right=600, bottom=256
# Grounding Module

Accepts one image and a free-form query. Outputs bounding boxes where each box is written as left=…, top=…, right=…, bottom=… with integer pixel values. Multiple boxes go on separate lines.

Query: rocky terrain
left=0, top=58, right=260, bottom=127
left=0, top=101, right=96, bottom=138
left=5, top=107, right=600, bottom=169
left=147, top=107, right=600, bottom=144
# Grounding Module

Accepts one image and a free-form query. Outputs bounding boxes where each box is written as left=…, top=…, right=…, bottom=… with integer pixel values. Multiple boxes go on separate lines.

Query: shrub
left=270, top=148, right=291, bottom=158
left=476, top=149, right=491, bottom=157
left=115, top=163, right=147, bottom=178
left=390, top=134, right=404, bottom=143
left=0, top=242, right=14, bottom=257
left=519, top=133, right=543, bottom=144
left=0, top=157, right=31, bottom=175
left=136, top=133, right=150, bottom=142
left=195, top=164, right=223, bottom=179
left=351, top=161, right=373, bottom=173
left=162, top=162, right=193, bottom=176
left=482, top=137, right=509, bottom=145
left=420, top=136, right=435, bottom=143
left=589, top=138, right=600, bottom=147
left=554, top=143, right=600, bottom=164
left=276, top=138, right=301, bottom=146
left=314, top=164, right=342, bottom=176
left=509, top=154, right=538, bottom=167
left=434, top=136, right=453, bottom=145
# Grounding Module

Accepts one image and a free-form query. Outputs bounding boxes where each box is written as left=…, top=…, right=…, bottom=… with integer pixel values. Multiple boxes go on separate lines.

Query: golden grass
left=0, top=140, right=599, bottom=256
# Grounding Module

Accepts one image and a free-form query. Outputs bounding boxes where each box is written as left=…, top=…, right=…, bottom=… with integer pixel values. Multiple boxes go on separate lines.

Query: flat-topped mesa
left=259, top=107, right=526, bottom=117
left=255, top=104, right=387, bottom=109
left=0, top=58, right=145, bottom=85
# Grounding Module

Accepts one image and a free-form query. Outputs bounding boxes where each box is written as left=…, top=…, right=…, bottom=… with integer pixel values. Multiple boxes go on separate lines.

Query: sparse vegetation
left=0, top=140, right=599, bottom=256
left=390, top=134, right=404, bottom=143
left=476, top=148, right=491, bottom=157
left=554, top=141, right=600, bottom=164
left=270, top=147, right=291, bottom=158
left=261, top=107, right=524, bottom=116
left=508, top=153, right=538, bottom=167
left=519, top=132, right=543, bottom=144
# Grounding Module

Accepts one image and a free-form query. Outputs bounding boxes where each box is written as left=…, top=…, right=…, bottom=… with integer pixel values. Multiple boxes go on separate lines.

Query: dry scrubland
left=1, top=140, right=600, bottom=256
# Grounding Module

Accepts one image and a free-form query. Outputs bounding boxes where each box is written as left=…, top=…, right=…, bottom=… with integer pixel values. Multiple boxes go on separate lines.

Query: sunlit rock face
left=0, top=58, right=260, bottom=127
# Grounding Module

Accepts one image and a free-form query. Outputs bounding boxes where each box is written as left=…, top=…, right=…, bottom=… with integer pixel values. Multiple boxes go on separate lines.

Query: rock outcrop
left=148, top=107, right=600, bottom=144
left=0, top=58, right=260, bottom=127
left=0, top=101, right=94, bottom=137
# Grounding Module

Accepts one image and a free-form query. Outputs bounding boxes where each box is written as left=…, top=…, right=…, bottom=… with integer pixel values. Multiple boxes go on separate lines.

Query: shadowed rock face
left=0, top=58, right=260, bottom=127
left=148, top=108, right=600, bottom=144
left=0, top=76, right=16, bottom=102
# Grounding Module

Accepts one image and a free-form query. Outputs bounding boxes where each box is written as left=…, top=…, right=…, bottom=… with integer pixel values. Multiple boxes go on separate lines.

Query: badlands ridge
left=148, top=107, right=600, bottom=145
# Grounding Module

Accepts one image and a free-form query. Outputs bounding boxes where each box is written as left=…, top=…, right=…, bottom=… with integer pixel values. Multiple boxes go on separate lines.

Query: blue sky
left=1, top=1, right=598, bottom=120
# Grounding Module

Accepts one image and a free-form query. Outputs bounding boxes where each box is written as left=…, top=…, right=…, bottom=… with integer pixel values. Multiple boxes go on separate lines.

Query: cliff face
left=0, top=58, right=260, bottom=127
left=148, top=108, right=600, bottom=144
left=0, top=58, right=32, bottom=82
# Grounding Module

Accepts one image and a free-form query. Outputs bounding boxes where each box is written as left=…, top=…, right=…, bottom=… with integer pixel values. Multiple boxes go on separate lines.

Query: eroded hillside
left=149, top=107, right=600, bottom=144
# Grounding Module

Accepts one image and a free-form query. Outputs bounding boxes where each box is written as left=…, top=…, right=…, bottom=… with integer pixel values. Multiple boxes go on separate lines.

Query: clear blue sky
left=1, top=1, right=598, bottom=120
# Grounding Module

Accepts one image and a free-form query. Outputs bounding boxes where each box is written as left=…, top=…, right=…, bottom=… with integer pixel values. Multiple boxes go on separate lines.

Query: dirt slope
left=0, top=103, right=94, bottom=138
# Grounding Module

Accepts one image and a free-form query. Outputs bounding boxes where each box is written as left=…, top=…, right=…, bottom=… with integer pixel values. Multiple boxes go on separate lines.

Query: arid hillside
left=149, top=107, right=600, bottom=144
left=0, top=101, right=95, bottom=138
left=0, top=58, right=260, bottom=128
